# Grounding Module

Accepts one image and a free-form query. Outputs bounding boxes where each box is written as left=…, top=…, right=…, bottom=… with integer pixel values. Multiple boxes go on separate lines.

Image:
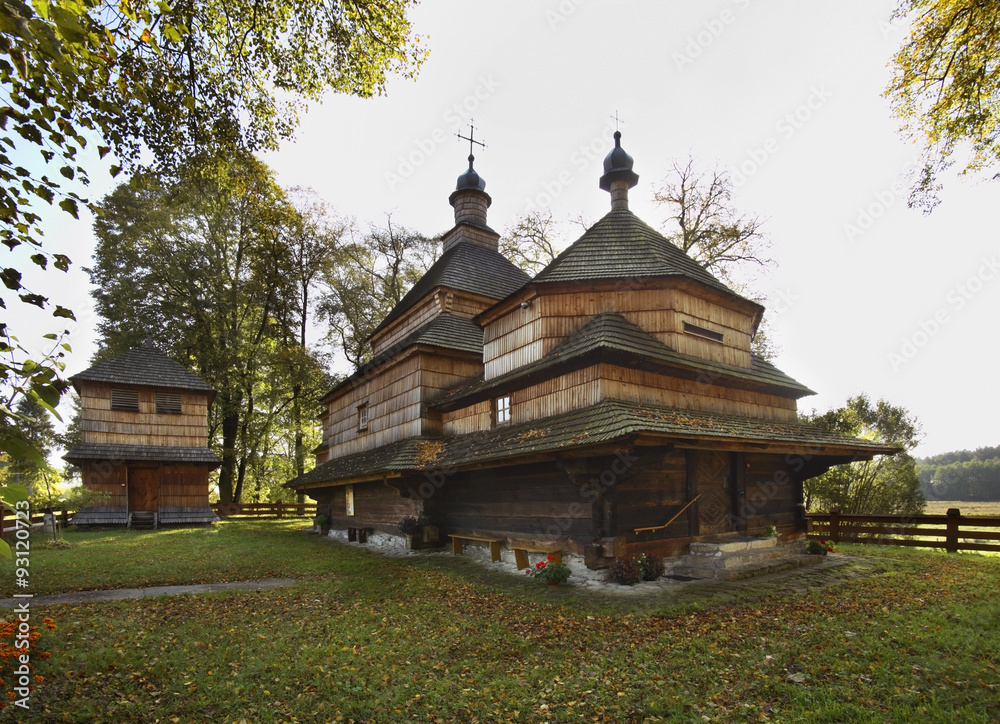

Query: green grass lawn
left=2, top=522, right=999, bottom=723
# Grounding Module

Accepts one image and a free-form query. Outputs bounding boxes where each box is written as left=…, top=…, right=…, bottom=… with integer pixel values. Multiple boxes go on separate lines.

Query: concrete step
left=688, top=537, right=777, bottom=555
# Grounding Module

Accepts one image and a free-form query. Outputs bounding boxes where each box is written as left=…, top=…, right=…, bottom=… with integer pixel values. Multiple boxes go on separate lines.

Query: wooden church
left=288, top=132, right=894, bottom=570
left=64, top=339, right=221, bottom=529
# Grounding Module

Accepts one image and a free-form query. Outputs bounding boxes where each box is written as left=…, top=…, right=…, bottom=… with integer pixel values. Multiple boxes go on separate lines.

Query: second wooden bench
left=449, top=534, right=503, bottom=563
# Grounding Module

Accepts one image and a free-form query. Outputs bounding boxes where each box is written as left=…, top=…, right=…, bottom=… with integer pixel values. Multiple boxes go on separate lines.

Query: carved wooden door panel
left=128, top=467, right=159, bottom=511
left=692, top=451, right=733, bottom=535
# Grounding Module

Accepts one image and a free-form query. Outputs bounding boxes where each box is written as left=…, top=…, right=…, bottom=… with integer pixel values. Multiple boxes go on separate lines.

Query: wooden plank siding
left=324, top=354, right=423, bottom=460
left=159, top=463, right=211, bottom=509
left=81, top=461, right=127, bottom=508
left=482, top=287, right=756, bottom=379
left=597, top=364, right=798, bottom=422
left=441, top=362, right=797, bottom=437
left=323, top=353, right=485, bottom=462
left=79, top=383, right=211, bottom=448
left=442, top=400, right=491, bottom=436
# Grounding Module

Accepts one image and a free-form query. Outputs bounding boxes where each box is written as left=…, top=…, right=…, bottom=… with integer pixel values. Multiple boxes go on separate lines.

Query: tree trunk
left=218, top=403, right=240, bottom=504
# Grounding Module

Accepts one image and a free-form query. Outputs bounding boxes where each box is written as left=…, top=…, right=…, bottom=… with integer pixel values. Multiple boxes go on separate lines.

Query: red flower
left=547, top=555, right=554, bottom=562
left=827, top=547, right=834, bottom=552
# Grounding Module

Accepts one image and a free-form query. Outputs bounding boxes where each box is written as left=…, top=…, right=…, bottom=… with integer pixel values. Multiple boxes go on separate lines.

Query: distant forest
left=918, top=446, right=1000, bottom=501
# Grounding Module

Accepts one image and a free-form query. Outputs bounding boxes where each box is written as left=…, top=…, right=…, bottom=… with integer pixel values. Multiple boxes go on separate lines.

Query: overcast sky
left=20, top=0, right=1000, bottom=457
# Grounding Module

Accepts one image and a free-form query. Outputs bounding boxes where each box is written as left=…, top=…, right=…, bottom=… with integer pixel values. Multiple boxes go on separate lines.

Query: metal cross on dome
left=611, top=110, right=623, bottom=131
left=457, top=121, right=487, bottom=156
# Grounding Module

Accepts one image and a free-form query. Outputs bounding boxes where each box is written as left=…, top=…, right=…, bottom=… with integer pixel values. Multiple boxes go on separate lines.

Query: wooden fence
left=807, top=508, right=1000, bottom=553
left=0, top=508, right=74, bottom=535
left=211, top=502, right=317, bottom=519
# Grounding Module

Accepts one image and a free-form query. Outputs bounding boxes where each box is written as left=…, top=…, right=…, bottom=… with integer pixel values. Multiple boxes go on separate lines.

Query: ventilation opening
left=156, top=392, right=182, bottom=414
left=111, top=388, right=139, bottom=411
left=683, top=322, right=724, bottom=343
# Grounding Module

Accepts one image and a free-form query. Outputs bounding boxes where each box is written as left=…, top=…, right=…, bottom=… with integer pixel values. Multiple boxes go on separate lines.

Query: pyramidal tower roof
left=530, top=131, right=744, bottom=299
left=370, top=130, right=530, bottom=339
left=71, top=338, right=215, bottom=393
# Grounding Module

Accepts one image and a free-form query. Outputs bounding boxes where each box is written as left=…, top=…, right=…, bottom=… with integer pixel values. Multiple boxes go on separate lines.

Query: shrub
left=397, top=515, right=429, bottom=535
left=636, top=552, right=665, bottom=581
left=525, top=556, right=572, bottom=585
left=609, top=556, right=641, bottom=585
left=806, top=538, right=834, bottom=555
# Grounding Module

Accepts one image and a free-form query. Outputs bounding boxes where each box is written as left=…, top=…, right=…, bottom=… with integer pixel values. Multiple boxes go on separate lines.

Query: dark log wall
left=615, top=449, right=690, bottom=539
left=320, top=482, right=421, bottom=534
left=742, top=453, right=806, bottom=534
left=426, top=461, right=593, bottom=550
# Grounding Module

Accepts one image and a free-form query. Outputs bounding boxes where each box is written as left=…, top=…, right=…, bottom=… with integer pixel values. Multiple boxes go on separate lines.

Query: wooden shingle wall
left=79, top=383, right=210, bottom=447
left=483, top=287, right=756, bottom=380
left=323, top=353, right=484, bottom=461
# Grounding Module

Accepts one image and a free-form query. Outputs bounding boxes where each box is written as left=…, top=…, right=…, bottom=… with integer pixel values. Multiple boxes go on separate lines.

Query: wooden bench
left=512, top=545, right=562, bottom=570
left=449, top=535, right=503, bottom=563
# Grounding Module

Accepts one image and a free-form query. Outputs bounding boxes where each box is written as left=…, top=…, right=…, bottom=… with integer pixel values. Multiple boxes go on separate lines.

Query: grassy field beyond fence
left=2, top=520, right=999, bottom=722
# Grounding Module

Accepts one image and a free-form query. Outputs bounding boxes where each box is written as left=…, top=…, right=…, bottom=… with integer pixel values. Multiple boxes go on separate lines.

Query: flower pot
left=423, top=525, right=439, bottom=544
left=547, top=581, right=561, bottom=589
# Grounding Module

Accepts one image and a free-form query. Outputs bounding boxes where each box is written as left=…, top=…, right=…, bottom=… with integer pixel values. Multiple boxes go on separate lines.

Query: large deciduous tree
left=319, top=216, right=437, bottom=367
left=499, top=210, right=563, bottom=274
left=89, top=154, right=329, bottom=504
left=802, top=394, right=925, bottom=515
left=886, top=0, right=1000, bottom=210
left=1, top=0, right=426, bottom=422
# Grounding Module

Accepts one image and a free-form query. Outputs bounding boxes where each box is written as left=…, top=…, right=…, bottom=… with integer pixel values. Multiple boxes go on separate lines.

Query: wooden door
left=691, top=451, right=734, bottom=535
left=128, top=467, right=159, bottom=512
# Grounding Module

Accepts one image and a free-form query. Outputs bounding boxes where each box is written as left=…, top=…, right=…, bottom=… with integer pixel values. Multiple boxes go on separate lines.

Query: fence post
left=946, top=508, right=960, bottom=553
left=829, top=507, right=840, bottom=543
left=277, top=501, right=283, bottom=519
left=61, top=509, right=69, bottom=528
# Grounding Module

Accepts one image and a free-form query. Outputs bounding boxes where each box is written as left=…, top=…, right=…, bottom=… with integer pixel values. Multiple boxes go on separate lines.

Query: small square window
left=345, top=484, right=355, bottom=516
left=495, top=395, right=511, bottom=425
left=357, top=404, right=369, bottom=431
left=156, top=392, right=182, bottom=414
left=111, top=388, right=139, bottom=411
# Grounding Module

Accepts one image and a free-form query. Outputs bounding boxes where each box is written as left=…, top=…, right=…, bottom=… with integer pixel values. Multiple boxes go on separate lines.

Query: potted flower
left=525, top=556, right=571, bottom=587
left=313, top=514, right=329, bottom=535
left=806, top=538, right=835, bottom=555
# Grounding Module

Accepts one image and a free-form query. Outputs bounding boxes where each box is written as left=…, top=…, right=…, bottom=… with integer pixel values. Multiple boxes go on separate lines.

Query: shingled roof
left=322, top=313, right=484, bottom=401
left=371, top=241, right=530, bottom=337
left=63, top=443, right=221, bottom=467
left=531, top=208, right=739, bottom=297
left=433, top=312, right=813, bottom=411
left=287, top=398, right=896, bottom=489
left=71, top=345, right=215, bottom=394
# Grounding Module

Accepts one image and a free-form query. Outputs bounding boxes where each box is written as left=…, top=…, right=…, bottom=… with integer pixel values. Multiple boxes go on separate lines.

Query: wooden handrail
left=634, top=493, right=702, bottom=534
